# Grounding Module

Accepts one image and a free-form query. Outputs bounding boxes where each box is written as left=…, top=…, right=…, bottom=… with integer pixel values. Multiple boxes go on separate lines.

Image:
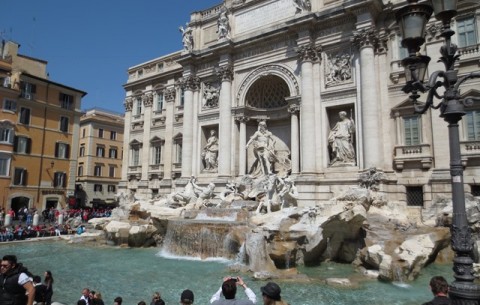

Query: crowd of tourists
left=0, top=254, right=452, bottom=305
left=0, top=207, right=113, bottom=242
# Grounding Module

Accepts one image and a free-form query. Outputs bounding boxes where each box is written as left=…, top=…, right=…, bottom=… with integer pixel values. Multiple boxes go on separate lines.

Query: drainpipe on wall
left=36, top=83, right=49, bottom=209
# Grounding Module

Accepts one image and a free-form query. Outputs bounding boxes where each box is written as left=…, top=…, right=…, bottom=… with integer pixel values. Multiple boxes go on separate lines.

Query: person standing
left=33, top=275, right=47, bottom=305
left=150, top=292, right=165, bottom=305
left=0, top=254, right=35, bottom=305
left=210, top=276, right=256, bottom=305
left=44, top=270, right=54, bottom=305
left=422, top=276, right=451, bottom=305
left=180, top=289, right=194, bottom=305
left=80, top=288, right=91, bottom=305
left=260, top=282, right=289, bottom=305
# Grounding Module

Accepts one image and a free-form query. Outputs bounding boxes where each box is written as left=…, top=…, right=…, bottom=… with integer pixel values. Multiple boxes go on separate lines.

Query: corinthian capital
left=216, top=65, right=234, bottom=82
left=295, top=44, right=322, bottom=62
left=142, top=92, right=154, bottom=107
left=164, top=88, right=176, bottom=103
left=179, top=75, right=200, bottom=90
left=288, top=103, right=300, bottom=115
left=351, top=28, right=379, bottom=49
left=124, top=97, right=133, bottom=112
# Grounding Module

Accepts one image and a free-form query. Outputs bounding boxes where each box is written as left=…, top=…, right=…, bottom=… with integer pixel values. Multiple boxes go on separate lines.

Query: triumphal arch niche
left=235, top=64, right=300, bottom=178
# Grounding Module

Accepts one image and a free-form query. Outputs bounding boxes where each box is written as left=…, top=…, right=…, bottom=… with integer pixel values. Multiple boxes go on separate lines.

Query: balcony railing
left=460, top=140, right=480, bottom=165
left=393, top=143, right=433, bottom=170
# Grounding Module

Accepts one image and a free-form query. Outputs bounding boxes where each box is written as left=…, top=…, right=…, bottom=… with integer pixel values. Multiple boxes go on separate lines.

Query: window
left=53, top=172, right=67, bottom=188
left=457, top=17, right=477, bottom=48
left=78, top=165, right=83, bottom=176
left=19, top=108, right=31, bottom=125
left=14, top=136, right=31, bottom=154
left=397, top=34, right=408, bottom=59
left=156, top=93, right=164, bottom=112
left=20, top=82, right=36, bottom=99
left=60, top=93, right=74, bottom=110
left=153, top=145, right=161, bottom=165
left=108, top=185, right=116, bottom=193
left=406, top=186, right=424, bottom=206
left=99, top=129, right=104, bottom=138
left=55, top=143, right=70, bottom=159
left=404, top=116, right=420, bottom=146
left=96, top=146, right=105, bottom=157
left=3, top=99, right=16, bottom=112
left=135, top=98, right=142, bottom=116
left=79, top=145, right=85, bottom=157
left=94, top=165, right=102, bottom=177
left=472, top=185, right=480, bottom=197
left=109, top=148, right=117, bottom=159
left=132, top=147, right=140, bottom=166
left=13, top=168, right=27, bottom=186
left=109, top=166, right=115, bottom=178
left=174, top=137, right=182, bottom=163
left=82, top=128, right=86, bottom=138
left=110, top=131, right=117, bottom=140
left=0, top=154, right=11, bottom=176
left=94, top=184, right=103, bottom=192
left=465, top=110, right=480, bottom=141
left=60, top=116, right=69, bottom=132
left=0, top=127, right=14, bottom=144
left=180, top=88, right=185, bottom=107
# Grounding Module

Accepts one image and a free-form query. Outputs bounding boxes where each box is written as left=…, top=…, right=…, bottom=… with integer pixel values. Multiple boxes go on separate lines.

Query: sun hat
left=261, top=282, right=281, bottom=301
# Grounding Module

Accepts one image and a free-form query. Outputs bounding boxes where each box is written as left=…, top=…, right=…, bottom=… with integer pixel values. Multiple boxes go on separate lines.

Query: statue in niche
left=246, top=121, right=278, bottom=178
left=179, top=22, right=194, bottom=52
left=217, top=8, right=231, bottom=40
left=278, top=176, right=298, bottom=209
left=293, top=0, right=311, bottom=13
left=328, top=111, right=356, bottom=166
left=202, top=83, right=220, bottom=108
left=201, top=129, right=219, bottom=172
left=325, top=53, right=353, bottom=86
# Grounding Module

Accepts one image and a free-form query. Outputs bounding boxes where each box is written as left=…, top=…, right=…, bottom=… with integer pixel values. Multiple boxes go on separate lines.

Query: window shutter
left=55, top=143, right=59, bottom=157
left=26, top=138, right=32, bottom=154
left=62, top=173, right=67, bottom=187
left=31, top=84, right=36, bottom=93
left=13, top=136, right=18, bottom=152
left=53, top=172, right=58, bottom=187
left=23, top=170, right=27, bottom=186
left=66, top=144, right=70, bottom=158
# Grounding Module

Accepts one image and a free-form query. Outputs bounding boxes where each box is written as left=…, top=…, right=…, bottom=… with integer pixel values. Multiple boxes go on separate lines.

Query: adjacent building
left=0, top=40, right=86, bottom=212
left=121, top=0, right=480, bottom=209
left=76, top=108, right=124, bottom=207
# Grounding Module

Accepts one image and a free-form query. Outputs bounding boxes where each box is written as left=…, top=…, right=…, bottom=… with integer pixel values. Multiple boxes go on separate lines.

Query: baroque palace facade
left=121, top=0, right=480, bottom=208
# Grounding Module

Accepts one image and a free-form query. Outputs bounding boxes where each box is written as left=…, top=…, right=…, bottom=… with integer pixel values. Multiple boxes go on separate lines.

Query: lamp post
left=396, top=0, right=480, bottom=304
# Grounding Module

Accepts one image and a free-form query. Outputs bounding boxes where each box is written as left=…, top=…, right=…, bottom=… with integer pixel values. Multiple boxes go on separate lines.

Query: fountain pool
left=1, top=241, right=452, bottom=305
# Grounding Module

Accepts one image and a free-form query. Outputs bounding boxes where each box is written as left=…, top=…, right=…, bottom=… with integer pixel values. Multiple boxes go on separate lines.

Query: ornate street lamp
left=396, top=0, right=480, bottom=304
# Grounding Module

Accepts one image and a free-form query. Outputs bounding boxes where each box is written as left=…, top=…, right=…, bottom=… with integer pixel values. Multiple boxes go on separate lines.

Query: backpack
left=35, top=284, right=48, bottom=302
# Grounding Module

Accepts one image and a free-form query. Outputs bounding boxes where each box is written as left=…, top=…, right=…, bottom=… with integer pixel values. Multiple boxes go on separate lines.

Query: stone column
left=191, top=88, right=200, bottom=176
left=353, top=29, right=381, bottom=169
left=120, top=97, right=133, bottom=186
left=235, top=115, right=249, bottom=176
left=288, top=104, right=300, bottom=174
left=141, top=92, right=153, bottom=181
left=162, top=88, right=176, bottom=181
left=217, top=65, right=233, bottom=177
left=376, top=33, right=391, bottom=169
left=296, top=45, right=321, bottom=174
left=180, top=75, right=199, bottom=178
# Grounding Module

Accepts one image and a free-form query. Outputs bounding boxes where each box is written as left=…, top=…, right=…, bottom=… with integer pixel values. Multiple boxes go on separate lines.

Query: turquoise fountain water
left=1, top=241, right=452, bottom=305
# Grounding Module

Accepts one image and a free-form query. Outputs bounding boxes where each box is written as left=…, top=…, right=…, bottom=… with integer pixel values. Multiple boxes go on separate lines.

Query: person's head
left=45, top=270, right=53, bottom=280
left=82, top=288, right=90, bottom=297
left=430, top=276, right=449, bottom=296
left=114, top=296, right=123, bottom=305
left=95, top=292, right=103, bottom=300
left=138, top=302, right=146, bottom=305
left=221, top=279, right=237, bottom=300
left=78, top=300, right=87, bottom=305
left=180, top=289, right=194, bottom=305
left=261, top=282, right=282, bottom=305
left=1, top=255, right=18, bottom=274
left=33, top=275, right=42, bottom=284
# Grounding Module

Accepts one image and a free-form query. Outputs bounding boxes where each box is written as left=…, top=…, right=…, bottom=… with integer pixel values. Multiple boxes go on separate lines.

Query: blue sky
left=1, top=0, right=221, bottom=113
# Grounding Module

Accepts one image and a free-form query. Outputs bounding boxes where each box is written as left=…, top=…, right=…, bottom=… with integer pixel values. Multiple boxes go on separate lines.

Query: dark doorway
left=11, top=197, right=30, bottom=219
left=46, top=199, right=58, bottom=210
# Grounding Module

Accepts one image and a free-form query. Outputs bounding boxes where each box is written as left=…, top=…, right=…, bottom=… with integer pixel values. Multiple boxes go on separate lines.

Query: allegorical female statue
left=328, top=111, right=356, bottom=165
left=201, top=130, right=219, bottom=171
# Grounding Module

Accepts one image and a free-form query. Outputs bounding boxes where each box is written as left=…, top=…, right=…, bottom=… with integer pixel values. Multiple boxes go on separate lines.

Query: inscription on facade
left=236, top=0, right=295, bottom=34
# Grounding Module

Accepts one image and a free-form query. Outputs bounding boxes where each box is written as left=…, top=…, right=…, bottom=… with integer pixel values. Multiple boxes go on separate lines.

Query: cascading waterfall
left=161, top=219, right=241, bottom=260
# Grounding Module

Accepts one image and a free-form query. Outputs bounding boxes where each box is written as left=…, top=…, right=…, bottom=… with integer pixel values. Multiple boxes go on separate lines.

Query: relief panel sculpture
left=325, top=51, right=353, bottom=86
